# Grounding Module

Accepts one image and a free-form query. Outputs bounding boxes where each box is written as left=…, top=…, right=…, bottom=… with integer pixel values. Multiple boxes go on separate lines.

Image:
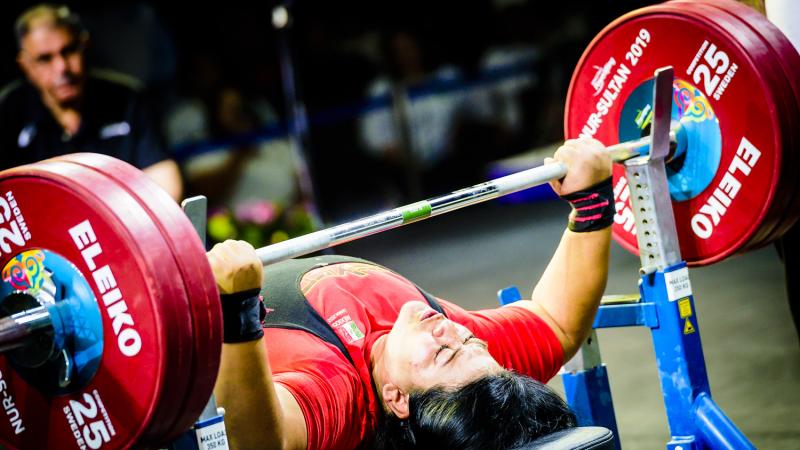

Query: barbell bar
left=255, top=128, right=680, bottom=266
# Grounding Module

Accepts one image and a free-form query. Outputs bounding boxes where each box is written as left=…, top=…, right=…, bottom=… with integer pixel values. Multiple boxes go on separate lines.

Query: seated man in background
left=0, top=4, right=182, bottom=200
left=207, top=137, right=613, bottom=449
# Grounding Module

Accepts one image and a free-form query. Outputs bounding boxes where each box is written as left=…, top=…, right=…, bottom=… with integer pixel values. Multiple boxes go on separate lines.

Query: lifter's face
left=18, top=25, right=86, bottom=107
left=383, top=301, right=502, bottom=393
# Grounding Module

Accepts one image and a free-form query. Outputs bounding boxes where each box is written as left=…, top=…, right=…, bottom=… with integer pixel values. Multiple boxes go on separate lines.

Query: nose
left=52, top=55, right=67, bottom=74
left=431, top=318, right=455, bottom=339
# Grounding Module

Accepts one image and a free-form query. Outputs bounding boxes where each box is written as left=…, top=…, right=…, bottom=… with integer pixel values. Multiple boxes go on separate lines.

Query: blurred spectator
left=0, top=3, right=182, bottom=200
left=168, top=83, right=282, bottom=208
left=478, top=3, right=544, bottom=145
left=167, top=74, right=312, bottom=247
left=290, top=11, right=384, bottom=220
left=360, top=30, right=462, bottom=171
left=358, top=27, right=523, bottom=198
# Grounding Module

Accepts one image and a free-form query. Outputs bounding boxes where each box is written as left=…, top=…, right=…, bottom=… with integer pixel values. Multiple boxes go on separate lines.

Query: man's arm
left=207, top=240, right=307, bottom=450
left=513, top=138, right=612, bottom=361
left=143, top=159, right=183, bottom=201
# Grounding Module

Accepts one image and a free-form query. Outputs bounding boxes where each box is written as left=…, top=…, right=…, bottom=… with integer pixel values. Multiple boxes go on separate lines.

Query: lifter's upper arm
left=508, top=299, right=576, bottom=360
left=275, top=384, right=308, bottom=450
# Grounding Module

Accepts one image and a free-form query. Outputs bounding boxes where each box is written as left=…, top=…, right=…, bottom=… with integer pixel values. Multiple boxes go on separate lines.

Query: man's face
left=17, top=25, right=86, bottom=106
left=383, top=301, right=502, bottom=392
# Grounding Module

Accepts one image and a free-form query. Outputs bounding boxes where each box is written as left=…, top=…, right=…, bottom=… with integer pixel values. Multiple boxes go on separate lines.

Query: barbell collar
left=606, top=128, right=680, bottom=163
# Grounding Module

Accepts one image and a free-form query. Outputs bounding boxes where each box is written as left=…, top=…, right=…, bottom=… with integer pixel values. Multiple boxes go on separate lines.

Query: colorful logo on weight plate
left=673, top=79, right=715, bottom=123
left=2, top=249, right=51, bottom=296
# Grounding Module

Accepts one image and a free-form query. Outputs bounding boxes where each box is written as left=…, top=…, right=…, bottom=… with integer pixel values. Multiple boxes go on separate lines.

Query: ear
left=79, top=32, right=90, bottom=50
left=381, top=382, right=410, bottom=419
left=17, top=52, right=28, bottom=73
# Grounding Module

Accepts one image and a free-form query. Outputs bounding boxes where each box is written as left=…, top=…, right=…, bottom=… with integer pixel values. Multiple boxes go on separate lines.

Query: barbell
left=0, top=0, right=797, bottom=448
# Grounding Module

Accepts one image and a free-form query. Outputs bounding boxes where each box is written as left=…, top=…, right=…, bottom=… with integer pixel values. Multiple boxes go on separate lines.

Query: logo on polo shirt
left=327, top=308, right=364, bottom=344
left=17, top=124, right=36, bottom=148
left=99, top=121, right=131, bottom=139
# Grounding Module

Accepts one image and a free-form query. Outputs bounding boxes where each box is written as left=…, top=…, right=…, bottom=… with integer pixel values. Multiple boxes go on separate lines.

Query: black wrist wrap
left=221, top=288, right=266, bottom=343
left=561, top=177, right=615, bottom=232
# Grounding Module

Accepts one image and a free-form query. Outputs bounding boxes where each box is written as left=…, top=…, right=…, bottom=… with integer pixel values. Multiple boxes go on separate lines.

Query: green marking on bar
left=401, top=201, right=432, bottom=223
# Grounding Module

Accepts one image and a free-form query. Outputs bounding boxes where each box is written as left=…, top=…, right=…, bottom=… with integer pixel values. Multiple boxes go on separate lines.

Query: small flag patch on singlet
left=328, top=309, right=365, bottom=343
left=342, top=321, right=365, bottom=342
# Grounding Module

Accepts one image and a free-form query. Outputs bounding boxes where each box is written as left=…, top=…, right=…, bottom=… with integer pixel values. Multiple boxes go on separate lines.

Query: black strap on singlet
left=260, top=255, right=445, bottom=367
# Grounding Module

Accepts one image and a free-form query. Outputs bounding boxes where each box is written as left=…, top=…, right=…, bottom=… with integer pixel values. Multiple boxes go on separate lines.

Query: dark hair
left=14, top=4, right=86, bottom=49
left=371, top=371, right=577, bottom=450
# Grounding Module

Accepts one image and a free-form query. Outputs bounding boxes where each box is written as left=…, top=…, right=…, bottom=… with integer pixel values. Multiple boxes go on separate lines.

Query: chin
left=57, top=93, right=80, bottom=103
left=52, top=87, right=82, bottom=105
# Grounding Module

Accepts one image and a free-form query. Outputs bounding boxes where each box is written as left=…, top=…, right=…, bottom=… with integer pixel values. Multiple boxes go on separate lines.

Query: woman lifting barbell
left=207, top=137, right=614, bottom=450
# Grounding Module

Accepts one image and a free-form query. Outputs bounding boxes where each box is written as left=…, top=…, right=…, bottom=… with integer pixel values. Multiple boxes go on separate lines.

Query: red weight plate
left=54, top=163, right=198, bottom=448
left=565, top=7, right=786, bottom=266
left=0, top=161, right=193, bottom=449
left=654, top=2, right=799, bottom=252
left=45, top=159, right=200, bottom=446
left=692, top=0, right=800, bottom=127
left=657, top=1, right=800, bottom=251
left=22, top=161, right=194, bottom=450
left=688, top=0, right=800, bottom=243
left=56, top=155, right=221, bottom=445
left=55, top=154, right=222, bottom=445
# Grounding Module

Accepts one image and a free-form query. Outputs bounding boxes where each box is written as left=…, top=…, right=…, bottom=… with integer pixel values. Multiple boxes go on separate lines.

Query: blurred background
left=2, top=0, right=662, bottom=241
left=2, top=1, right=796, bottom=448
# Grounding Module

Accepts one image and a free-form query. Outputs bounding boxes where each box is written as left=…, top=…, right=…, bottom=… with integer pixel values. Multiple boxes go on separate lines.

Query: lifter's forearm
left=214, top=340, right=301, bottom=450
left=530, top=226, right=611, bottom=357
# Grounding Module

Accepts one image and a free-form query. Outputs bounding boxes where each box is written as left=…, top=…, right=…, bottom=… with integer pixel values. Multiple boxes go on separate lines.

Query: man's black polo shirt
left=0, top=70, right=169, bottom=171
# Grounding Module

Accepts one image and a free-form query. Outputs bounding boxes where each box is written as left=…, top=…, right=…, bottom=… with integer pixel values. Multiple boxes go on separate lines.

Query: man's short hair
left=14, top=4, right=86, bottom=49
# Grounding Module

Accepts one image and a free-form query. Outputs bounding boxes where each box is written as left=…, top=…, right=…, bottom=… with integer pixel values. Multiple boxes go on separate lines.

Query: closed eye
left=465, top=335, right=488, bottom=349
left=435, top=344, right=449, bottom=360
left=435, top=335, right=487, bottom=364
